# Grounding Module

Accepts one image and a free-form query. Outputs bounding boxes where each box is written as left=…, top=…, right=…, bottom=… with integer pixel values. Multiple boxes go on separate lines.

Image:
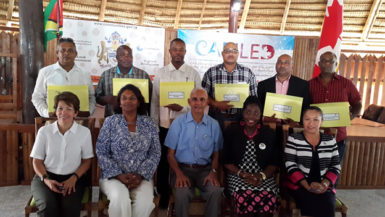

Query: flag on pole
left=43, top=0, right=63, bottom=51
left=312, top=0, right=343, bottom=78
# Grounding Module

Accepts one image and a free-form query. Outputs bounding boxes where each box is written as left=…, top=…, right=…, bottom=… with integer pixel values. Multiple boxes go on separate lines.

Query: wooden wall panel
left=292, top=37, right=319, bottom=80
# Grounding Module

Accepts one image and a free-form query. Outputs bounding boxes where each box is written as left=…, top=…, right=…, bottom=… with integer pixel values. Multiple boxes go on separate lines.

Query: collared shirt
left=201, top=63, right=258, bottom=115
left=95, top=66, right=153, bottom=116
left=30, top=121, right=94, bottom=175
left=309, top=73, right=361, bottom=142
left=275, top=75, right=291, bottom=95
left=164, top=112, right=223, bottom=165
left=96, top=114, right=161, bottom=180
left=31, top=62, right=96, bottom=117
left=151, top=63, right=202, bottom=128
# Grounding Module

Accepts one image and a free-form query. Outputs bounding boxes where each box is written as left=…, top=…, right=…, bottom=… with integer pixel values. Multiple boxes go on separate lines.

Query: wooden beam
left=138, top=0, right=148, bottom=25
left=239, top=0, right=251, bottom=30
left=361, top=0, right=383, bottom=41
left=198, top=0, right=208, bottom=30
left=99, top=0, right=107, bottom=22
left=174, top=0, right=183, bottom=29
left=7, top=0, right=15, bottom=20
left=280, top=0, right=291, bottom=34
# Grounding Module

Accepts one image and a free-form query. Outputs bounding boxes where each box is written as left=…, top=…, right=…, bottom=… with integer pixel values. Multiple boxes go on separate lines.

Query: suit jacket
left=257, top=75, right=310, bottom=117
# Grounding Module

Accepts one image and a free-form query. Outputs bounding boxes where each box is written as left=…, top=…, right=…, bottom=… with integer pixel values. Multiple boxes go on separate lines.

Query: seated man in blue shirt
left=165, top=88, right=223, bottom=217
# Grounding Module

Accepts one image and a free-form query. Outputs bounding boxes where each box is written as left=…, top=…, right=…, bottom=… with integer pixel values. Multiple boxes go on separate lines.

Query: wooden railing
left=0, top=123, right=34, bottom=186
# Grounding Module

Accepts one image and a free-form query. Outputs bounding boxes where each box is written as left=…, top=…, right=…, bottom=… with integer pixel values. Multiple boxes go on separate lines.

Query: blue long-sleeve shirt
left=96, top=114, right=161, bottom=180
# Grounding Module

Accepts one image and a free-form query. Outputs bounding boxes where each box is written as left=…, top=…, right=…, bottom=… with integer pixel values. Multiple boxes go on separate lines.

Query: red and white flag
left=312, top=0, right=343, bottom=78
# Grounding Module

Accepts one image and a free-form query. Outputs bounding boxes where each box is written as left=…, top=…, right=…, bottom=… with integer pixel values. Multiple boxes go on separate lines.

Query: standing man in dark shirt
left=258, top=54, right=310, bottom=121
left=309, top=51, right=362, bottom=163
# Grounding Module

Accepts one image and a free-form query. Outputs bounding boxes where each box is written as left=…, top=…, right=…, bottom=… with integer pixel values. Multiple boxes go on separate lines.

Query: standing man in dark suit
left=258, top=54, right=310, bottom=122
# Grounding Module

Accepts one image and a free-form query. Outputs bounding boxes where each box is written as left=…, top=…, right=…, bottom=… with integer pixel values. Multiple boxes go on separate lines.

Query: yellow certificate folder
left=263, top=92, right=303, bottom=122
left=310, top=102, right=351, bottom=127
left=214, top=83, right=249, bottom=108
left=160, top=82, right=194, bottom=107
left=47, top=85, right=89, bottom=113
left=112, top=78, right=149, bottom=103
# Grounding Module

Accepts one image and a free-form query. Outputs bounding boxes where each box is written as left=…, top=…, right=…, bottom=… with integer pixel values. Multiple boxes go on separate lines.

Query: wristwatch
left=40, top=174, right=49, bottom=182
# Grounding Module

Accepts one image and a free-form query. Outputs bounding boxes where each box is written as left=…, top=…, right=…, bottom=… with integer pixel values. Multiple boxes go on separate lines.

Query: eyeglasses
left=223, top=48, right=239, bottom=54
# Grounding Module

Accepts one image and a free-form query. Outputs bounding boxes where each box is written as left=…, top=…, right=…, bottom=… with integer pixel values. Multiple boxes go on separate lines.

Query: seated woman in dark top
left=284, top=106, right=341, bottom=217
left=223, top=96, right=280, bottom=217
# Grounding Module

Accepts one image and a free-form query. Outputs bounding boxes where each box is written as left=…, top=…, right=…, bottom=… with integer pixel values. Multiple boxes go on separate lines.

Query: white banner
left=178, top=29, right=295, bottom=82
left=63, top=19, right=165, bottom=83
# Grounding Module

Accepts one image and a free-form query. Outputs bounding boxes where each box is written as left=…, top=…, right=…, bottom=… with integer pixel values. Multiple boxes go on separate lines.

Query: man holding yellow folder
left=150, top=38, right=201, bottom=209
left=309, top=51, right=362, bottom=163
left=96, top=45, right=152, bottom=116
left=258, top=54, right=309, bottom=122
left=202, top=42, right=258, bottom=128
left=32, top=38, right=96, bottom=117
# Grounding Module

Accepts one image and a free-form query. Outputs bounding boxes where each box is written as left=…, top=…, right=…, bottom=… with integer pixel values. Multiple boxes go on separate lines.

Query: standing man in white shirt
left=32, top=38, right=96, bottom=117
left=151, top=38, right=201, bottom=209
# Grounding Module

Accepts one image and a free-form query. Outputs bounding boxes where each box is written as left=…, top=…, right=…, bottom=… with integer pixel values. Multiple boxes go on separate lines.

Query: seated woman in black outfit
left=284, top=106, right=341, bottom=217
left=223, top=96, right=280, bottom=217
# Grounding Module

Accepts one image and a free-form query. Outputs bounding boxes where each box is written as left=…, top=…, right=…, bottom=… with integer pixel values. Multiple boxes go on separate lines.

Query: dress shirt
left=31, top=62, right=96, bottom=117
left=95, top=66, right=153, bottom=116
left=164, top=112, right=223, bottom=165
left=30, top=121, right=94, bottom=175
left=275, top=75, right=290, bottom=95
left=151, top=63, right=202, bottom=128
left=309, top=73, right=361, bottom=142
left=96, top=114, right=161, bottom=180
left=201, top=63, right=257, bottom=115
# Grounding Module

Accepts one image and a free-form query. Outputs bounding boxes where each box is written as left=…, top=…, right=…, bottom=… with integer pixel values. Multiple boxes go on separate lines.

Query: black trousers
left=156, top=127, right=171, bottom=206
left=291, top=187, right=336, bottom=217
left=31, top=172, right=85, bottom=217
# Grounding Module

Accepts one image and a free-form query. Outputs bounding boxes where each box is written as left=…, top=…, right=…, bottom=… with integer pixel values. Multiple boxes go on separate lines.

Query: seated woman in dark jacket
left=284, top=106, right=341, bottom=217
left=223, top=96, right=280, bottom=217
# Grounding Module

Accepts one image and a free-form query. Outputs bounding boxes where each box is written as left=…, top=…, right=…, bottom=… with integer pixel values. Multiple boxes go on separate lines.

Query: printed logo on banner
left=97, top=31, right=129, bottom=67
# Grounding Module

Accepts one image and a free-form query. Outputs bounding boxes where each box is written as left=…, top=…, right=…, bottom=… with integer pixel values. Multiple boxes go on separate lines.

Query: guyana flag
left=44, top=0, right=63, bottom=51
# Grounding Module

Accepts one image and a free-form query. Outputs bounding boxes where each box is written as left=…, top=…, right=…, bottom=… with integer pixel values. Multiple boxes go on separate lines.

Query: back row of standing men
left=31, top=37, right=362, bottom=212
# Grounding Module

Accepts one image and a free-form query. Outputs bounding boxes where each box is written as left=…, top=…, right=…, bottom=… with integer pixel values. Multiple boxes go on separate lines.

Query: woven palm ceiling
left=0, top=0, right=385, bottom=51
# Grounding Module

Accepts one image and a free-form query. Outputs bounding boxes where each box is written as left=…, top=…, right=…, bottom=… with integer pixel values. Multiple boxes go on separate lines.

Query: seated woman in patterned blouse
left=285, top=106, right=341, bottom=217
left=223, top=96, right=280, bottom=217
left=96, top=84, right=161, bottom=217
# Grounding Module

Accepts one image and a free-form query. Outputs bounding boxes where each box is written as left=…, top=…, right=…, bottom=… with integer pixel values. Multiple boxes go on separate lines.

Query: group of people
left=29, top=36, right=362, bottom=217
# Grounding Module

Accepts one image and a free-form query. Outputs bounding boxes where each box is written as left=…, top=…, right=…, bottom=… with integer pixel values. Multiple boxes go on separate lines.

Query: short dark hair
left=116, top=84, right=147, bottom=115
left=170, top=38, right=185, bottom=48
left=116, top=45, right=132, bottom=56
left=53, top=91, right=80, bottom=113
left=303, top=106, right=323, bottom=120
left=242, top=96, right=263, bottom=120
left=57, top=37, right=76, bottom=50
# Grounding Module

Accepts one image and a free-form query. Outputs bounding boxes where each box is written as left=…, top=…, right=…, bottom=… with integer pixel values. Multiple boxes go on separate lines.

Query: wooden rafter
left=99, top=0, right=108, bottom=21
left=138, top=0, right=148, bottom=25
left=280, top=0, right=291, bottom=34
left=239, top=0, right=251, bottom=30
left=7, top=0, right=15, bottom=20
left=361, top=0, right=383, bottom=41
left=174, top=0, right=183, bottom=29
left=198, top=0, right=208, bottom=30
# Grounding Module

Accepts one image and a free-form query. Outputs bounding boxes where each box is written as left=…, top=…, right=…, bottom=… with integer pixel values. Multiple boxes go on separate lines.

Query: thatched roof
left=0, top=0, right=385, bottom=51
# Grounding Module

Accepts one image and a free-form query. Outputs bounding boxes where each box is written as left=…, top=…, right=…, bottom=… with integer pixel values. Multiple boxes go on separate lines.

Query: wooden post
left=18, top=0, right=44, bottom=124
left=228, top=0, right=239, bottom=33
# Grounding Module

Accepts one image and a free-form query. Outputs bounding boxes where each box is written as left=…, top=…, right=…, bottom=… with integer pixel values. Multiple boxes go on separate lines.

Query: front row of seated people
left=30, top=87, right=341, bottom=217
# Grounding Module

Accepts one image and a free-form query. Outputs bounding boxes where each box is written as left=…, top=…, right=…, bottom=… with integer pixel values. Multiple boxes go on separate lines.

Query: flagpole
left=56, top=0, right=61, bottom=41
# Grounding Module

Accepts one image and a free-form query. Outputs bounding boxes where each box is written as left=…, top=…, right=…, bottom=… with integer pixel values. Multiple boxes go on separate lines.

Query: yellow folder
left=214, top=83, right=249, bottom=108
left=263, top=92, right=303, bottom=122
left=160, top=82, right=194, bottom=106
left=47, top=85, right=89, bottom=112
left=112, top=78, right=149, bottom=103
left=310, top=102, right=351, bottom=127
